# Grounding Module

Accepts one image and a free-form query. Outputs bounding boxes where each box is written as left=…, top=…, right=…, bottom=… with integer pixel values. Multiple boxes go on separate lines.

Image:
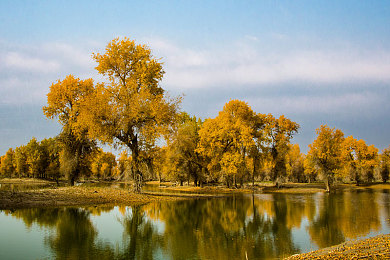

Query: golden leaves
left=43, top=74, right=94, bottom=128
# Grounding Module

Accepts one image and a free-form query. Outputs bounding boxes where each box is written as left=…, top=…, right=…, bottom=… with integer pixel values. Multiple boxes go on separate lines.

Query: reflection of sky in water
left=0, top=189, right=390, bottom=259
left=91, top=206, right=166, bottom=248
left=0, top=211, right=55, bottom=259
left=292, top=218, right=318, bottom=253
left=90, top=207, right=124, bottom=247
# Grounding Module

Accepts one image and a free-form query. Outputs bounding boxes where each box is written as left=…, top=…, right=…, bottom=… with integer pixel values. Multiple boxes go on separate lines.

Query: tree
left=164, top=113, right=206, bottom=186
left=264, top=115, right=299, bottom=186
left=307, top=125, right=345, bottom=192
left=116, top=151, right=132, bottom=181
left=285, top=144, right=305, bottom=182
left=197, top=100, right=262, bottom=187
left=25, top=138, right=44, bottom=178
left=355, top=141, right=378, bottom=183
left=78, top=37, right=181, bottom=192
left=43, top=75, right=97, bottom=185
left=380, top=146, right=390, bottom=183
left=0, top=148, right=15, bottom=177
left=342, top=136, right=378, bottom=184
left=247, top=113, right=268, bottom=187
left=304, top=156, right=318, bottom=183
left=91, top=149, right=117, bottom=180
left=341, top=136, right=360, bottom=184
left=14, top=146, right=28, bottom=178
left=40, top=137, right=61, bottom=182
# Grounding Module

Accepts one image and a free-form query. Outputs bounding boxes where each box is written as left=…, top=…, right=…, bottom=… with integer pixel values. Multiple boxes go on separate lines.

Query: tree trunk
left=324, top=173, right=333, bottom=193
left=146, top=159, right=155, bottom=180
left=354, top=169, right=360, bottom=186
left=69, top=176, right=75, bottom=186
left=252, top=156, right=258, bottom=188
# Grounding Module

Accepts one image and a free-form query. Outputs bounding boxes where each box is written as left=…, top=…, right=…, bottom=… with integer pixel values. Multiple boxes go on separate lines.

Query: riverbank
left=147, top=181, right=390, bottom=194
left=285, top=234, right=390, bottom=259
left=2, top=178, right=390, bottom=209
left=0, top=185, right=180, bottom=209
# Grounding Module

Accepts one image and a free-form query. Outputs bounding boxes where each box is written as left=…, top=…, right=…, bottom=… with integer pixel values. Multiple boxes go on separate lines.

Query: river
left=0, top=188, right=389, bottom=259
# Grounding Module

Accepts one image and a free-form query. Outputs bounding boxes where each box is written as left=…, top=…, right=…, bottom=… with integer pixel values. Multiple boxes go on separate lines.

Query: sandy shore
left=0, top=185, right=181, bottom=209
left=285, top=234, right=390, bottom=259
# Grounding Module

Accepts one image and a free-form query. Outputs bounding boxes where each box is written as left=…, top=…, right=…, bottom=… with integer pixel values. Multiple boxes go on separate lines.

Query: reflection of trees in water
left=6, top=206, right=162, bottom=260
left=4, top=190, right=387, bottom=259
left=5, top=207, right=115, bottom=259
left=4, top=208, right=60, bottom=228
left=47, top=208, right=114, bottom=259
left=144, top=195, right=299, bottom=259
left=308, top=194, right=345, bottom=248
left=117, top=205, right=162, bottom=260
left=309, top=190, right=381, bottom=248
left=381, top=189, right=390, bottom=226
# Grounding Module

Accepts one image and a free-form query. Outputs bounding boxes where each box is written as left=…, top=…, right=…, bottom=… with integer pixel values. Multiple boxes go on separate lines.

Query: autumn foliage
left=0, top=37, right=388, bottom=192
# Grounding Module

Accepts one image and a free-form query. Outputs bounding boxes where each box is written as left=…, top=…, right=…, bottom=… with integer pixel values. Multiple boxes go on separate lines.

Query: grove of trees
left=1, top=37, right=390, bottom=192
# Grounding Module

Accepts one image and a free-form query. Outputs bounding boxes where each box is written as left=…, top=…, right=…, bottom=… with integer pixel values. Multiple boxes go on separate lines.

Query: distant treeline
left=0, top=137, right=117, bottom=183
left=1, top=38, right=389, bottom=192
left=1, top=106, right=389, bottom=192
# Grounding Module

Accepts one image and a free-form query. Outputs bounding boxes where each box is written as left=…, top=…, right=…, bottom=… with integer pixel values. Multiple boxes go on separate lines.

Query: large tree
left=79, top=38, right=181, bottom=192
left=307, top=125, right=345, bottom=192
left=264, top=115, right=299, bottom=186
left=342, top=136, right=379, bottom=184
left=43, top=75, right=96, bottom=185
left=164, top=113, right=206, bottom=186
left=197, top=100, right=263, bottom=187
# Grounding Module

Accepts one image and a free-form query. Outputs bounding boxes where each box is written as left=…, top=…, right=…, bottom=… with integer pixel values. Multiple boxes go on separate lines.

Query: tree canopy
left=307, top=125, right=345, bottom=192
left=77, top=37, right=181, bottom=192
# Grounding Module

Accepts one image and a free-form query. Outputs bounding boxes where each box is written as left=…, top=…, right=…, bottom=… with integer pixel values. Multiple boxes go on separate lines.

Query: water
left=0, top=189, right=389, bottom=259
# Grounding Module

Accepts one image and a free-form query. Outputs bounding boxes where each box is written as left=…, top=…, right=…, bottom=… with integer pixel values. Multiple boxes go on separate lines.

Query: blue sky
left=1, top=0, right=390, bottom=154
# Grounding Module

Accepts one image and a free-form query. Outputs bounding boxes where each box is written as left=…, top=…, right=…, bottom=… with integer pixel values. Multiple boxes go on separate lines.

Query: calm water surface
left=1, top=189, right=389, bottom=259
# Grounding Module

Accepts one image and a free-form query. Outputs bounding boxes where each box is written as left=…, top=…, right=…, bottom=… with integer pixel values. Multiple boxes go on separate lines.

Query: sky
left=0, top=0, right=390, bottom=155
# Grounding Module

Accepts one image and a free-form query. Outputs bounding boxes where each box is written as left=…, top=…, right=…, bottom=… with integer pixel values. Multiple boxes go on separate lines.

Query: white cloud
left=144, top=38, right=390, bottom=90
left=0, top=41, right=97, bottom=104
left=247, top=92, right=383, bottom=116
left=42, top=42, right=95, bottom=69
left=3, top=52, right=60, bottom=73
left=1, top=37, right=390, bottom=106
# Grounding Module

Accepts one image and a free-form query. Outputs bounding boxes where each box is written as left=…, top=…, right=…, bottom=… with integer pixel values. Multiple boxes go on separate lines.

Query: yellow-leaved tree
left=43, top=75, right=97, bottom=185
left=285, top=143, right=305, bottom=182
left=380, top=146, right=390, bottom=183
left=78, top=38, right=181, bottom=192
left=307, top=125, right=345, bottom=192
left=265, top=115, right=299, bottom=187
left=197, top=100, right=263, bottom=187
left=342, top=136, right=378, bottom=184
left=164, top=112, right=206, bottom=186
